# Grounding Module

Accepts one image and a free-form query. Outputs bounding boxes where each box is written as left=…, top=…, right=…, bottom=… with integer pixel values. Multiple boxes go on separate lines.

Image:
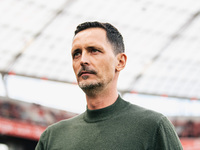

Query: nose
left=80, top=51, right=90, bottom=66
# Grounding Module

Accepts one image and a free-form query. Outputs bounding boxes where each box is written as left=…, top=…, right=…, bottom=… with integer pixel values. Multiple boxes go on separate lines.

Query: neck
left=85, top=87, right=118, bottom=110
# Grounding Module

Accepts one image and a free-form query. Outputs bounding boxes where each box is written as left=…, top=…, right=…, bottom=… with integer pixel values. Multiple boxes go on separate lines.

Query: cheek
left=101, top=61, right=116, bottom=76
left=72, top=63, right=78, bottom=75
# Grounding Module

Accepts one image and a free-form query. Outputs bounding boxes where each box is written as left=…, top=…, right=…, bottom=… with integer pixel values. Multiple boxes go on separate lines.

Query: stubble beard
left=76, top=65, right=114, bottom=96
left=78, top=80, right=104, bottom=97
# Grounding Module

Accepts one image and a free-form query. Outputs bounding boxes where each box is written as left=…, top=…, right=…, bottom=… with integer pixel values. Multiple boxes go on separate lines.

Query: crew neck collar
left=83, top=95, right=129, bottom=123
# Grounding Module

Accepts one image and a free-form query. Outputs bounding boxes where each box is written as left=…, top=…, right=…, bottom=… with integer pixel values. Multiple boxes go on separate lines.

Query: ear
left=115, top=53, right=127, bottom=72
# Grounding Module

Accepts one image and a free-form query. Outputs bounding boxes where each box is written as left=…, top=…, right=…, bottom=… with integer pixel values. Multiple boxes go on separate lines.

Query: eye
left=90, top=48, right=101, bottom=54
left=72, top=50, right=81, bottom=59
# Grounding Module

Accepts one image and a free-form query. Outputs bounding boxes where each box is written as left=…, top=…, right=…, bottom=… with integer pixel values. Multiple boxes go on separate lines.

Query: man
left=35, top=21, right=183, bottom=150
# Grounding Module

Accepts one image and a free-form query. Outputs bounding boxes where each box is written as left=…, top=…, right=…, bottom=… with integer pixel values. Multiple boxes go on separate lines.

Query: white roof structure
left=0, top=0, right=200, bottom=114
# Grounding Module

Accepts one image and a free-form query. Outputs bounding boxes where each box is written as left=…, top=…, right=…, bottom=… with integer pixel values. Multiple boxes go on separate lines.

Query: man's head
left=74, top=21, right=125, bottom=55
left=71, top=21, right=127, bottom=96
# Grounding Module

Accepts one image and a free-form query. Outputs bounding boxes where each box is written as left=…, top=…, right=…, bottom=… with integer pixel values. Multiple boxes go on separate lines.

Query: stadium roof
left=0, top=0, right=200, bottom=103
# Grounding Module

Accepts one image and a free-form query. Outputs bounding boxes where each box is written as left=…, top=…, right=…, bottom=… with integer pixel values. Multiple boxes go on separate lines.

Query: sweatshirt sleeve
left=154, top=116, right=183, bottom=150
left=35, top=130, right=48, bottom=150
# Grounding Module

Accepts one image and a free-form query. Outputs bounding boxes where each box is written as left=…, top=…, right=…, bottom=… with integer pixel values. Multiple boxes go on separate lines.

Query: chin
left=78, top=78, right=95, bottom=86
left=79, top=80, right=102, bottom=90
left=78, top=81, right=94, bottom=89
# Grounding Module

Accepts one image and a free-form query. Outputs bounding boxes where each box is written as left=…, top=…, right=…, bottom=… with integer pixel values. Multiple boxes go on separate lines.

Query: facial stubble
left=78, top=77, right=104, bottom=97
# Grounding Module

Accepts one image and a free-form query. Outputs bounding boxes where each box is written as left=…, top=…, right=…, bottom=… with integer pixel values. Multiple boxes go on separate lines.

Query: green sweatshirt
left=35, top=96, right=183, bottom=150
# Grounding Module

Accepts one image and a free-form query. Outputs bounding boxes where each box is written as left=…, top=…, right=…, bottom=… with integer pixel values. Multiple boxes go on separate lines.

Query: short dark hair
left=74, top=21, right=125, bottom=55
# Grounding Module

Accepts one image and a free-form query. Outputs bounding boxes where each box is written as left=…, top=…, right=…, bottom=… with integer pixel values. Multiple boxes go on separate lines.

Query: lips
left=79, top=71, right=93, bottom=77
left=78, top=68, right=97, bottom=77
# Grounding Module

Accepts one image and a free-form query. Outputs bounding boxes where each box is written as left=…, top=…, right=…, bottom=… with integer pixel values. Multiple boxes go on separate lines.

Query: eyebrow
left=71, top=48, right=80, bottom=55
left=72, top=44, right=103, bottom=52
left=87, top=46, right=100, bottom=50
left=87, top=45, right=104, bottom=51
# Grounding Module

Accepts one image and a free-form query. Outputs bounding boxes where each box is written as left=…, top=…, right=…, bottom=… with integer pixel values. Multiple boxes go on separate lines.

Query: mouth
left=78, top=69, right=97, bottom=78
left=79, top=71, right=93, bottom=77
left=78, top=70, right=96, bottom=77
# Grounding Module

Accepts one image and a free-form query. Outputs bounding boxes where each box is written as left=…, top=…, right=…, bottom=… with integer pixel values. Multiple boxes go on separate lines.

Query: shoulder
left=121, top=99, right=166, bottom=127
left=36, top=113, right=85, bottom=149
left=50, top=113, right=84, bottom=129
left=124, top=99, right=164, bottom=118
left=42, top=113, right=84, bottom=136
left=123, top=100, right=183, bottom=148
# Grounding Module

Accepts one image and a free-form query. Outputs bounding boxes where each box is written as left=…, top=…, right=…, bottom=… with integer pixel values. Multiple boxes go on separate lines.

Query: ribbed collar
left=83, top=95, right=129, bottom=123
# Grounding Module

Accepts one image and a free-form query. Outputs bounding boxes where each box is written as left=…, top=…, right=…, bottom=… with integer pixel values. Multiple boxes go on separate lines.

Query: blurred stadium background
left=0, top=0, right=200, bottom=149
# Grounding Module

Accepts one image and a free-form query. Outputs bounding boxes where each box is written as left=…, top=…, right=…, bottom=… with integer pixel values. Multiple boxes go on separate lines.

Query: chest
left=47, top=120, right=153, bottom=150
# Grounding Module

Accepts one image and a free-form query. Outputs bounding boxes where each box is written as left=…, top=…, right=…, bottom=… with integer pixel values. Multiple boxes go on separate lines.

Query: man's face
left=71, top=28, right=117, bottom=93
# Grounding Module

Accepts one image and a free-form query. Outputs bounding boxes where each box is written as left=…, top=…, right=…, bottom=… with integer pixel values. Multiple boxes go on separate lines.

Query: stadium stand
left=0, top=96, right=77, bottom=127
left=0, top=96, right=77, bottom=150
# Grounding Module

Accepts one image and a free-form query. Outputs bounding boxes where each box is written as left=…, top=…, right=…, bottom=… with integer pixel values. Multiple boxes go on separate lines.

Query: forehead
left=74, top=27, right=106, bottom=39
left=72, top=28, right=108, bottom=48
